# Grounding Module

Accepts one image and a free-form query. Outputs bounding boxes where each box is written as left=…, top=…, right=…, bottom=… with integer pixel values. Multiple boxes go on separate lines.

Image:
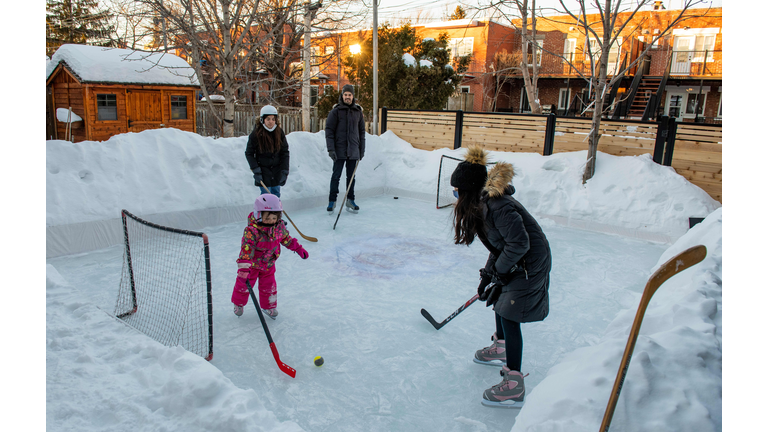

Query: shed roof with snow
left=46, top=44, right=199, bottom=87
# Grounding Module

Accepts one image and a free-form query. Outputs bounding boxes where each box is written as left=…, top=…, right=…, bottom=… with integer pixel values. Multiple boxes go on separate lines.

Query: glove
left=295, top=246, right=309, bottom=259
left=252, top=169, right=262, bottom=186
left=479, top=266, right=517, bottom=306
left=477, top=269, right=492, bottom=299
left=278, top=170, right=288, bottom=186
left=328, top=150, right=337, bottom=161
left=236, top=263, right=251, bottom=280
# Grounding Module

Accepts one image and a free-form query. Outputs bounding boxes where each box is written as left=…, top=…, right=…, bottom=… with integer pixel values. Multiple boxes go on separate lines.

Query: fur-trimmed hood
left=483, top=162, right=515, bottom=198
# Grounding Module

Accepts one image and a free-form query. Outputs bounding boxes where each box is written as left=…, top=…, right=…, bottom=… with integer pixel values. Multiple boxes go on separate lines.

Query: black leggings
left=495, top=312, right=523, bottom=372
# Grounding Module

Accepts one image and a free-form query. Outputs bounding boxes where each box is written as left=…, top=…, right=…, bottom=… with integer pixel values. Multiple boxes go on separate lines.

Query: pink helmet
left=254, top=193, right=283, bottom=218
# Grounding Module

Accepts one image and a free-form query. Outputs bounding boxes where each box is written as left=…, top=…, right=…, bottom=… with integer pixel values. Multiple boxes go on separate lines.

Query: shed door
left=126, top=90, right=162, bottom=132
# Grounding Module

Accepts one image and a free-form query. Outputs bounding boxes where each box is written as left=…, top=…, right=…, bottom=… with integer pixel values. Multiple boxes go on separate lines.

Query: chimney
left=654, top=1, right=665, bottom=10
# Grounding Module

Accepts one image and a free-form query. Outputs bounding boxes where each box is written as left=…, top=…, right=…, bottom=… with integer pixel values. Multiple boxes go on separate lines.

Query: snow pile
left=46, top=264, right=304, bottom=432
left=46, top=44, right=198, bottom=87
left=402, top=53, right=416, bottom=66
left=46, top=128, right=719, bottom=239
left=512, top=209, right=722, bottom=432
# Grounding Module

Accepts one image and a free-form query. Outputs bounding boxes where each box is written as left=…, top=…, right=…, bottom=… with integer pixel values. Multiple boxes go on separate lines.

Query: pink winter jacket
left=237, top=212, right=303, bottom=270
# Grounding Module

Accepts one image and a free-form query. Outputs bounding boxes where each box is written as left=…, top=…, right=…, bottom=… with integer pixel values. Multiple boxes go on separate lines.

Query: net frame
left=115, top=209, right=214, bottom=361
left=436, top=155, right=497, bottom=209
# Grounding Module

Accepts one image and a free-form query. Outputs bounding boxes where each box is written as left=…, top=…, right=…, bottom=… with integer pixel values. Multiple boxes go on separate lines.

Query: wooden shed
left=46, top=44, right=200, bottom=142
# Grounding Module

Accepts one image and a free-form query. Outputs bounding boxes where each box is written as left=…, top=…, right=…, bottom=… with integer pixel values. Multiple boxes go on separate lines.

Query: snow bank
left=46, top=128, right=719, bottom=257
left=46, top=264, right=304, bottom=432
left=511, top=208, right=722, bottom=432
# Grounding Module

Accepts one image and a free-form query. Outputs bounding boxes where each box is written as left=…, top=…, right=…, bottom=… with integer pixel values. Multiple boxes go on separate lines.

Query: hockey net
left=115, top=210, right=213, bottom=361
left=436, top=154, right=497, bottom=208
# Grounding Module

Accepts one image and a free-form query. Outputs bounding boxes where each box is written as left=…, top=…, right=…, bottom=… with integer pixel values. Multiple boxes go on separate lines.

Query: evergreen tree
left=448, top=6, right=467, bottom=20
left=46, top=0, right=115, bottom=56
left=343, top=24, right=470, bottom=114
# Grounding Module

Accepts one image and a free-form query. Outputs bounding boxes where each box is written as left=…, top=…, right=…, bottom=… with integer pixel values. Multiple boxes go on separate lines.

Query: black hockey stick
left=421, top=293, right=480, bottom=330
left=245, top=280, right=296, bottom=378
left=600, top=245, right=706, bottom=431
left=333, top=160, right=360, bottom=230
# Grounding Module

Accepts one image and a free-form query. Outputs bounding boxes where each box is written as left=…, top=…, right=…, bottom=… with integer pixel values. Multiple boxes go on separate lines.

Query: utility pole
left=372, top=0, right=379, bottom=135
left=302, top=2, right=312, bottom=132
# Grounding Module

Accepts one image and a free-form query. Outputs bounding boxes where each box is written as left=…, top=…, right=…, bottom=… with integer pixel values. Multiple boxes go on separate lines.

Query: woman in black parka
left=245, top=105, right=290, bottom=197
left=450, top=146, right=551, bottom=409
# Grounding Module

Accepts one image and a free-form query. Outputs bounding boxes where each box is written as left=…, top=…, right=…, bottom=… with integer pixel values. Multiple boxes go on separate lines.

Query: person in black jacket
left=450, top=146, right=552, bottom=409
left=325, top=84, right=365, bottom=213
left=245, top=105, right=290, bottom=197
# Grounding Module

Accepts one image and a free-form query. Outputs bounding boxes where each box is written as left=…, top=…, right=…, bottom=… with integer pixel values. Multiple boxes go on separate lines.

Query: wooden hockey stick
left=260, top=181, right=317, bottom=242
left=246, top=280, right=296, bottom=378
left=599, top=244, right=707, bottom=432
left=333, top=160, right=360, bottom=230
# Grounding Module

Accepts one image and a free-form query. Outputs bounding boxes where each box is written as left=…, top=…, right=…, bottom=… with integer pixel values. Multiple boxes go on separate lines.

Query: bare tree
left=554, top=0, right=707, bottom=182
left=474, top=0, right=544, bottom=114
left=131, top=0, right=364, bottom=137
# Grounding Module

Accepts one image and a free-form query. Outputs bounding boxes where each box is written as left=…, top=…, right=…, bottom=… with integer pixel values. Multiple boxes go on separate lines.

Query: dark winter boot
left=346, top=199, right=359, bottom=213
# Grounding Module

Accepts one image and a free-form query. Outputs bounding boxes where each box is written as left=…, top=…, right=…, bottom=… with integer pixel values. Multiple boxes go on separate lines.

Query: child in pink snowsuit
left=231, top=194, right=308, bottom=319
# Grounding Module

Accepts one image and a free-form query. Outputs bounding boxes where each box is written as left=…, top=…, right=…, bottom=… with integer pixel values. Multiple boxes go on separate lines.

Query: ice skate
left=233, top=304, right=243, bottom=317
left=327, top=201, right=335, bottom=213
left=481, top=366, right=527, bottom=408
left=262, top=308, right=278, bottom=320
left=473, top=332, right=506, bottom=366
left=345, top=199, right=359, bottom=213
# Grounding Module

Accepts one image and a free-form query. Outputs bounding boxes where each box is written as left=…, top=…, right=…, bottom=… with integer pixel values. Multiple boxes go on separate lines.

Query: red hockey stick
left=421, top=294, right=480, bottom=330
left=599, top=244, right=707, bottom=431
left=245, top=280, right=296, bottom=378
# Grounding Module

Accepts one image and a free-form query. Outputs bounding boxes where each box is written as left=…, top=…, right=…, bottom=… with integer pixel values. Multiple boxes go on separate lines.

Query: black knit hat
left=342, top=84, right=355, bottom=96
left=450, top=146, right=488, bottom=191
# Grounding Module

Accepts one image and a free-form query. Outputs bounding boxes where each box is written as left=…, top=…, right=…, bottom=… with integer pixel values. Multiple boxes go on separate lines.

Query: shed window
left=97, top=94, right=117, bottom=120
left=171, top=95, right=188, bottom=119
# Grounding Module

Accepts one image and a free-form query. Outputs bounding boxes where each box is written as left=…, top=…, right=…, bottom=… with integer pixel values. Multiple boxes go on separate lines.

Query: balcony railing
left=487, top=49, right=722, bottom=79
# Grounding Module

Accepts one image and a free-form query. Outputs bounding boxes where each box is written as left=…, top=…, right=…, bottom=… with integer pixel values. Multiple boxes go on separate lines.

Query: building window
left=325, top=46, right=334, bottom=55
left=96, top=94, right=117, bottom=120
left=171, top=95, right=188, bottom=120
left=558, top=88, right=572, bottom=111
left=685, top=93, right=706, bottom=115
left=460, top=86, right=470, bottom=93
left=563, top=38, right=576, bottom=63
left=449, top=37, right=474, bottom=58
left=310, top=85, right=319, bottom=106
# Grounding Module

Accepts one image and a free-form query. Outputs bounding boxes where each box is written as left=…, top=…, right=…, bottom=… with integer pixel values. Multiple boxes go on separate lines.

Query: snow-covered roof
left=46, top=44, right=199, bottom=87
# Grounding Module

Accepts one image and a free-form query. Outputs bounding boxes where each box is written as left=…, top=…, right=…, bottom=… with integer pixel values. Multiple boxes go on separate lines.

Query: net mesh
left=115, top=210, right=213, bottom=360
left=436, top=155, right=497, bottom=209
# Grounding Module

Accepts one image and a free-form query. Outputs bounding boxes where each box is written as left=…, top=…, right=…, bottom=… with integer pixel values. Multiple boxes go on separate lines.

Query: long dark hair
left=254, top=116, right=283, bottom=154
left=453, top=189, right=486, bottom=246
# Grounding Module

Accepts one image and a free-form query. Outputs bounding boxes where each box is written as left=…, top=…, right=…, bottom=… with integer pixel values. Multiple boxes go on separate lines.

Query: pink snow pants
left=231, top=265, right=277, bottom=310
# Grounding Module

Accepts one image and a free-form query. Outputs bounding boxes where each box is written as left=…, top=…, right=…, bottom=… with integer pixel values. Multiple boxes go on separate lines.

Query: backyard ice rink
left=48, top=194, right=668, bottom=432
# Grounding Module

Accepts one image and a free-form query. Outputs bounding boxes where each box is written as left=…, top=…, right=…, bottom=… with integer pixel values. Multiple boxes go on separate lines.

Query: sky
left=41, top=127, right=726, bottom=431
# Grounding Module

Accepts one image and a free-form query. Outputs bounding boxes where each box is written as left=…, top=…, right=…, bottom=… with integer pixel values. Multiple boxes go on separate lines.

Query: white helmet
left=260, top=105, right=278, bottom=119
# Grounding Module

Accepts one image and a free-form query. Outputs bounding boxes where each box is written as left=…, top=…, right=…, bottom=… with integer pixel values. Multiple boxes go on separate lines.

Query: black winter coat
left=325, top=94, right=366, bottom=160
left=481, top=163, right=551, bottom=323
left=245, top=124, right=290, bottom=187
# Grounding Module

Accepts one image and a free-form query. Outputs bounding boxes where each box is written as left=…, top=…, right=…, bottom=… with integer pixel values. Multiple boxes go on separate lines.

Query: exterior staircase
left=626, top=77, right=661, bottom=118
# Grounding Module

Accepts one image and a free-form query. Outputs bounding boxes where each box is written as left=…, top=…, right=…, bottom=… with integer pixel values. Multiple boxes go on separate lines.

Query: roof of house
left=46, top=44, right=199, bottom=87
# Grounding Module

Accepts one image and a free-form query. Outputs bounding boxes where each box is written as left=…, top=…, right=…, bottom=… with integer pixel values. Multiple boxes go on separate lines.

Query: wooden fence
left=196, top=104, right=373, bottom=137
left=381, top=108, right=722, bottom=202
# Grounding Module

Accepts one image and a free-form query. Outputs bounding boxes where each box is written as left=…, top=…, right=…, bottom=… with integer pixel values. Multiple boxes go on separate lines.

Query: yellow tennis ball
left=314, top=356, right=324, bottom=367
